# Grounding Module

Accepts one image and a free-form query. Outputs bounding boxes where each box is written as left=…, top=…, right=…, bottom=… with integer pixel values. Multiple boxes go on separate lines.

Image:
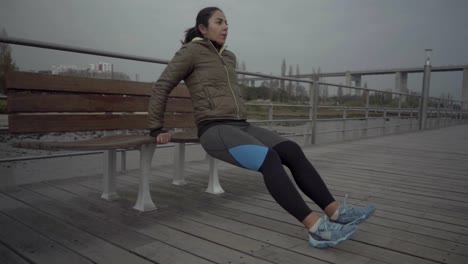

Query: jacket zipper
left=209, top=41, right=240, bottom=119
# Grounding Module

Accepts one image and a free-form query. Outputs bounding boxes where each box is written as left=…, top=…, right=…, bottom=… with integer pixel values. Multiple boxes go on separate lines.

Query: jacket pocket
left=202, top=86, right=215, bottom=109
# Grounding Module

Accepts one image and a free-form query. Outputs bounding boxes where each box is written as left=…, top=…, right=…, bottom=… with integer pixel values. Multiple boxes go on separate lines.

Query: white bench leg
left=206, top=155, right=224, bottom=194
left=102, top=150, right=119, bottom=200
left=134, top=143, right=157, bottom=212
left=172, top=143, right=187, bottom=185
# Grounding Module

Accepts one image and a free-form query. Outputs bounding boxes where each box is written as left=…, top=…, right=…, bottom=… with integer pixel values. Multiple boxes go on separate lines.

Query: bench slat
left=6, top=72, right=191, bottom=97
left=12, top=135, right=156, bottom=151
left=7, top=93, right=194, bottom=113
left=6, top=72, right=151, bottom=96
left=9, top=113, right=196, bottom=133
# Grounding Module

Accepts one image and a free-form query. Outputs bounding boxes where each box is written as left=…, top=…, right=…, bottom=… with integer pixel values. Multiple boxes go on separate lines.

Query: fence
left=1, top=36, right=467, bottom=164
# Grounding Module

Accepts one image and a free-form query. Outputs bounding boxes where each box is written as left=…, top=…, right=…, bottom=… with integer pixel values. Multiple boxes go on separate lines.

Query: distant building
left=52, top=65, right=82, bottom=75
left=50, top=62, right=128, bottom=80
left=90, top=62, right=113, bottom=73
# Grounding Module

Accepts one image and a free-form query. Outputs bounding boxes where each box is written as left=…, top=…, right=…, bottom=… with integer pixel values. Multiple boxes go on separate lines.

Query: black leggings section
left=272, top=141, right=335, bottom=210
left=259, top=141, right=335, bottom=222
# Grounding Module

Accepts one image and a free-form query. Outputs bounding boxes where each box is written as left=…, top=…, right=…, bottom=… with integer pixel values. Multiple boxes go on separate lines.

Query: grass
left=0, top=100, right=6, bottom=114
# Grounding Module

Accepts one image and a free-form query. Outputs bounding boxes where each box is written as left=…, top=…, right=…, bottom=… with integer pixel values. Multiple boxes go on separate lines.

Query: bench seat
left=6, top=72, right=223, bottom=213
left=11, top=132, right=199, bottom=151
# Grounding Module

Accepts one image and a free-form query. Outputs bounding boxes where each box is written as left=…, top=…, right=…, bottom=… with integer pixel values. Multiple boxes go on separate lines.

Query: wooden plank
left=8, top=114, right=148, bottom=133
left=7, top=93, right=150, bottom=113
left=320, top=166, right=468, bottom=198
left=0, top=243, right=29, bottom=264
left=8, top=93, right=193, bottom=114
left=178, top=165, right=468, bottom=243
left=311, top=154, right=468, bottom=184
left=49, top=179, right=335, bottom=264
left=134, top=167, right=468, bottom=261
left=0, top=192, right=154, bottom=264
left=9, top=113, right=195, bottom=133
left=133, top=242, right=214, bottom=264
left=5, top=185, right=216, bottom=264
left=68, top=178, right=369, bottom=264
left=0, top=212, right=93, bottom=264
left=12, top=135, right=155, bottom=151
left=18, top=182, right=274, bottom=264
left=6, top=71, right=153, bottom=95
left=110, top=175, right=454, bottom=264
left=4, top=187, right=155, bottom=251
left=6, top=71, right=190, bottom=97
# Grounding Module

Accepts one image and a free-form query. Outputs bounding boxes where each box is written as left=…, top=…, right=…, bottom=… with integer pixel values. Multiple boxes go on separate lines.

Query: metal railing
left=1, top=36, right=467, bottom=164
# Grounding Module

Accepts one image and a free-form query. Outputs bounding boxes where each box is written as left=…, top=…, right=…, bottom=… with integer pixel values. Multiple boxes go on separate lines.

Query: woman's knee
left=259, top=148, right=282, bottom=172
left=273, top=140, right=302, bottom=155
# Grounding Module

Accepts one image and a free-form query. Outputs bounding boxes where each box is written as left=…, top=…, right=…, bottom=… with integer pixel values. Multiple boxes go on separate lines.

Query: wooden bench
left=6, top=71, right=223, bottom=212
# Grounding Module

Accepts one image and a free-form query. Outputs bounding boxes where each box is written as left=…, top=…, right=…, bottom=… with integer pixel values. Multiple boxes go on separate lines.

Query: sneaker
left=331, top=194, right=376, bottom=225
left=308, top=215, right=358, bottom=248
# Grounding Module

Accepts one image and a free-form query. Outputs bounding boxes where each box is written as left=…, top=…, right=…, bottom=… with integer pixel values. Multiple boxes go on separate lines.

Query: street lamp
left=425, top=49, right=433, bottom=66
left=419, top=49, right=432, bottom=130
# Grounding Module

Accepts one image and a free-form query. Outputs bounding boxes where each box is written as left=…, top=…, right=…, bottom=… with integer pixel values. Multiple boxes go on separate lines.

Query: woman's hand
left=156, top=132, right=172, bottom=144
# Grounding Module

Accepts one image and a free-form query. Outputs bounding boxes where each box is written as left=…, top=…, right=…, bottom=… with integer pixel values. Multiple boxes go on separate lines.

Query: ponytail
left=183, top=26, right=202, bottom=44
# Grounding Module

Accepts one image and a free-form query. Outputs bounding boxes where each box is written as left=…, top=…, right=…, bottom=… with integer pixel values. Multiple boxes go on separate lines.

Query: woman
left=148, top=7, right=375, bottom=248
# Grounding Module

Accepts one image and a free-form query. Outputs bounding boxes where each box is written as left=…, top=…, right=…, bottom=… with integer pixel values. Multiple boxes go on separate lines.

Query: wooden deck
left=1, top=124, right=468, bottom=264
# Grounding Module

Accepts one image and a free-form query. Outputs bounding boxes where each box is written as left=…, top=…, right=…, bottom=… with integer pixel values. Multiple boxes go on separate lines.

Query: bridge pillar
left=250, top=80, right=255, bottom=87
left=345, top=71, right=352, bottom=95
left=463, top=68, right=468, bottom=110
left=353, top=75, right=362, bottom=96
left=395, top=72, right=408, bottom=101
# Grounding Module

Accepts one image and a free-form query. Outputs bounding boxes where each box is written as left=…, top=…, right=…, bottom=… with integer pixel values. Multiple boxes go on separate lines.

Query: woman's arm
left=148, top=45, right=194, bottom=136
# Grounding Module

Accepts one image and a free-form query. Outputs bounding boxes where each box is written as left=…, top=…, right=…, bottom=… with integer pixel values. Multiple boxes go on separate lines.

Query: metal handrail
left=0, top=35, right=467, bottom=163
left=2, top=36, right=466, bottom=104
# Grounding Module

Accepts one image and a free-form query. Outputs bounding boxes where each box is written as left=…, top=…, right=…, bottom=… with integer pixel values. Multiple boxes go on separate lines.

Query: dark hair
left=183, top=7, right=222, bottom=44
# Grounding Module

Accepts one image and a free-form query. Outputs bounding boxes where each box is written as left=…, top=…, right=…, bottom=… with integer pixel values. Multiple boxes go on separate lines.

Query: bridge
left=243, top=65, right=468, bottom=103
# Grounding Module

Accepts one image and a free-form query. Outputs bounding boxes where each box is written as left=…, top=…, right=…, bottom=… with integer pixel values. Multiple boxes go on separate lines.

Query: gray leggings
left=199, top=122, right=335, bottom=222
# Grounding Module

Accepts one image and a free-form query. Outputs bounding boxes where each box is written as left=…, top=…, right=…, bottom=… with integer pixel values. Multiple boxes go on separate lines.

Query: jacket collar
left=192, top=37, right=227, bottom=55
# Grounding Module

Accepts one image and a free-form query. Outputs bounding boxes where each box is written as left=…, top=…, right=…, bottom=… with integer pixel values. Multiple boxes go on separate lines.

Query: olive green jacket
left=148, top=37, right=247, bottom=131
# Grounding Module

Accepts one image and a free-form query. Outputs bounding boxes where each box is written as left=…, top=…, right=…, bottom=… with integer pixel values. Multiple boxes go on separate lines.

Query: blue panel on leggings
left=228, top=145, right=268, bottom=171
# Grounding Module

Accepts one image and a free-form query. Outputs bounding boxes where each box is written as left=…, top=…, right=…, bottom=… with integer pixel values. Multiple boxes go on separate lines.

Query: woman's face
left=199, top=10, right=228, bottom=45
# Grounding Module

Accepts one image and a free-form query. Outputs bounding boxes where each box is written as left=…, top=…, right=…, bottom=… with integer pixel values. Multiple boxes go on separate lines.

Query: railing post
left=306, top=76, right=319, bottom=145
left=311, top=76, right=319, bottom=144
left=383, top=108, right=387, bottom=134
left=342, top=106, right=347, bottom=140
left=409, top=109, right=413, bottom=129
left=365, top=87, right=370, bottom=136
left=268, top=103, right=273, bottom=130
left=121, top=130, right=128, bottom=172
left=398, top=93, right=402, bottom=131
left=419, top=49, right=432, bottom=130
left=306, top=78, right=313, bottom=145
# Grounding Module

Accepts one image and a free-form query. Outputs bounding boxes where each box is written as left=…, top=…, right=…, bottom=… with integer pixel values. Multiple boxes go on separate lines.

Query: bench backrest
left=6, top=71, right=195, bottom=134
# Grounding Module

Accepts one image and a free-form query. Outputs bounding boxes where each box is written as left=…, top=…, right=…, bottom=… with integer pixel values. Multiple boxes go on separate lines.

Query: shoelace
left=318, top=215, right=343, bottom=231
left=340, top=194, right=351, bottom=214
left=317, top=216, right=330, bottom=231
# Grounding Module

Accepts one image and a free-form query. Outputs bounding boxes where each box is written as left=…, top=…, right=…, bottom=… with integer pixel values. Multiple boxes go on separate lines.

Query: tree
left=337, top=83, right=344, bottom=104
left=287, top=65, right=293, bottom=95
left=0, top=28, right=19, bottom=94
left=295, top=64, right=300, bottom=96
left=280, top=58, right=286, bottom=91
left=240, top=60, right=247, bottom=86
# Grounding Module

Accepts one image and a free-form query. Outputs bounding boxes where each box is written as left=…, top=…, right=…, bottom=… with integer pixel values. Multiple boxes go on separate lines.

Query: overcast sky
left=1, top=0, right=468, bottom=100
